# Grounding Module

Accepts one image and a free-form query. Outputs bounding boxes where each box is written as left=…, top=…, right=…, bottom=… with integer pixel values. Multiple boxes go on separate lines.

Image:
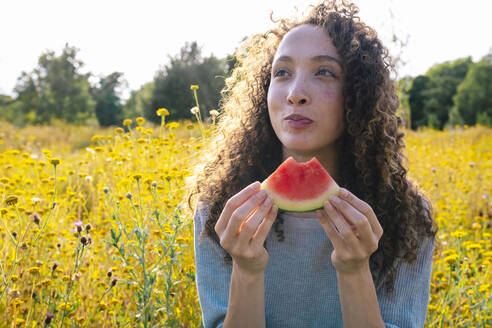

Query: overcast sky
left=1, top=0, right=491, bottom=99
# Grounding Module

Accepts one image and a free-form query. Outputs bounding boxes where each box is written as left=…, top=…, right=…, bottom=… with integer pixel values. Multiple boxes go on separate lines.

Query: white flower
left=190, top=107, right=199, bottom=115
left=31, top=197, right=43, bottom=203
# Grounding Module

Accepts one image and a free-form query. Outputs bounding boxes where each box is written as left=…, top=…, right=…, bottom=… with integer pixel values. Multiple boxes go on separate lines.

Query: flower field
left=0, top=111, right=490, bottom=327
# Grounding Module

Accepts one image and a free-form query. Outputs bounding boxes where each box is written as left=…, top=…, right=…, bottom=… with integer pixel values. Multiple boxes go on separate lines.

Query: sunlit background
left=0, top=1, right=490, bottom=327
left=1, top=0, right=491, bottom=98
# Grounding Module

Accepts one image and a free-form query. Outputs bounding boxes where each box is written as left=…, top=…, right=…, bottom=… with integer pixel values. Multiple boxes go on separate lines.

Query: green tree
left=421, top=57, right=473, bottom=129
left=14, top=43, right=94, bottom=125
left=407, top=75, right=430, bottom=129
left=149, top=42, right=227, bottom=122
left=91, top=72, right=126, bottom=127
left=396, top=76, right=412, bottom=128
left=453, top=56, right=492, bottom=126
left=0, top=94, right=21, bottom=124
left=123, top=82, right=154, bottom=120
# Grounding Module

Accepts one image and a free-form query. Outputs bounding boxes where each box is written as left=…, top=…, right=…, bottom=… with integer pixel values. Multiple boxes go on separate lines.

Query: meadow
left=0, top=108, right=490, bottom=327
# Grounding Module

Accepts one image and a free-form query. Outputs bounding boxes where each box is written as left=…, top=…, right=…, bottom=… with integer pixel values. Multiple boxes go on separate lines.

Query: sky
left=1, top=0, right=491, bottom=100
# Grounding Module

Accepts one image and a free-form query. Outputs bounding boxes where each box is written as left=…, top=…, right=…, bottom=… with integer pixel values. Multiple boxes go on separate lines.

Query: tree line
left=0, top=42, right=233, bottom=127
left=0, top=43, right=490, bottom=129
left=400, top=55, right=492, bottom=129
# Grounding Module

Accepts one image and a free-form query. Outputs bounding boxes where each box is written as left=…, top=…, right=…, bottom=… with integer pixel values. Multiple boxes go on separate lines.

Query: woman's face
left=267, top=24, right=345, bottom=157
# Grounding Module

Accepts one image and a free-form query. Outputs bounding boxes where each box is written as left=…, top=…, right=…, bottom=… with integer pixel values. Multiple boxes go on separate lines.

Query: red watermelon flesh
left=260, top=157, right=340, bottom=212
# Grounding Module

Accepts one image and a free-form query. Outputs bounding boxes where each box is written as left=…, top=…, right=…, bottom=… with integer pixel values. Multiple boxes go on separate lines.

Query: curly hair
left=187, top=0, right=437, bottom=294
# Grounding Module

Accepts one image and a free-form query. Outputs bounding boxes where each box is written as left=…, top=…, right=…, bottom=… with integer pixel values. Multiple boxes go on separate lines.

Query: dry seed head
left=5, top=195, right=18, bottom=206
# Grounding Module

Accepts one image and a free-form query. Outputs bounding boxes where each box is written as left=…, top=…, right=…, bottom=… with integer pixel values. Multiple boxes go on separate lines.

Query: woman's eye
left=316, top=68, right=335, bottom=77
left=274, top=69, right=289, bottom=78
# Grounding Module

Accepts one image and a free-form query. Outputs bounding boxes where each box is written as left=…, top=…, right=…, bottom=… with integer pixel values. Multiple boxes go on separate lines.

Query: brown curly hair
left=187, top=0, right=437, bottom=293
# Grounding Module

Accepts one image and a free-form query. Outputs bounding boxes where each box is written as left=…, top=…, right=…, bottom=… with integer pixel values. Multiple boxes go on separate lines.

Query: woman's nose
left=287, top=79, right=310, bottom=105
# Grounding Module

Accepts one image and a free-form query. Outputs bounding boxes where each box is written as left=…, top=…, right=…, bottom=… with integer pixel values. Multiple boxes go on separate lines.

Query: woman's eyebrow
left=274, top=55, right=342, bottom=68
left=312, top=55, right=342, bottom=68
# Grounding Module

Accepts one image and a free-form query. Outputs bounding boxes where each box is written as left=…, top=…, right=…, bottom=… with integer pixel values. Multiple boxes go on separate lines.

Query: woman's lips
left=286, top=119, right=313, bottom=129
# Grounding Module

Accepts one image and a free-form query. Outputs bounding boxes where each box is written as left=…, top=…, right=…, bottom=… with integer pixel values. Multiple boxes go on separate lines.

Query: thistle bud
left=44, top=312, right=54, bottom=325
left=33, top=213, right=40, bottom=225
left=111, top=277, right=118, bottom=287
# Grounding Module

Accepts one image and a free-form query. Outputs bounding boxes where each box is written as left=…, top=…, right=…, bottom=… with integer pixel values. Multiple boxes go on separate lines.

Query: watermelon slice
left=260, top=157, right=340, bottom=212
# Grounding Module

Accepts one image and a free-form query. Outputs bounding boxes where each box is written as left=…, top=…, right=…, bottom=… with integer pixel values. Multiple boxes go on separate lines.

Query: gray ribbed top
left=193, top=206, right=434, bottom=328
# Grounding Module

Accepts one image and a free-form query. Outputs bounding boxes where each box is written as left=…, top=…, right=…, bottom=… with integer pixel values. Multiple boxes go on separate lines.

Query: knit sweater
left=193, top=205, right=435, bottom=328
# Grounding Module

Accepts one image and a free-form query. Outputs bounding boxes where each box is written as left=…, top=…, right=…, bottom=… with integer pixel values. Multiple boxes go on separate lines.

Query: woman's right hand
left=214, top=181, right=278, bottom=277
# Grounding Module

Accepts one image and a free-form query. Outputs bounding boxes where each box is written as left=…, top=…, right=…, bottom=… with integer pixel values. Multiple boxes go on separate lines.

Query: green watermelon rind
left=260, top=180, right=340, bottom=212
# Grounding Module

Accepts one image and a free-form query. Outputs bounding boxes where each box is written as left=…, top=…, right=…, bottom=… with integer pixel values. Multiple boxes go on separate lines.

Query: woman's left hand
left=316, top=187, right=384, bottom=275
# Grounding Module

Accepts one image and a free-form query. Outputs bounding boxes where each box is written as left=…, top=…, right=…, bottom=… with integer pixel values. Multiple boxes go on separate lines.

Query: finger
left=236, top=195, right=274, bottom=247
left=215, top=181, right=261, bottom=235
left=323, top=200, right=357, bottom=244
left=251, top=203, right=279, bottom=248
left=329, top=195, right=372, bottom=240
left=316, top=209, right=344, bottom=248
left=338, top=188, right=383, bottom=238
left=223, top=189, right=268, bottom=240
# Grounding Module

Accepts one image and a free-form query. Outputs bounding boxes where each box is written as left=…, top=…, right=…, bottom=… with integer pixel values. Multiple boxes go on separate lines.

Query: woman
left=188, top=1, right=437, bottom=327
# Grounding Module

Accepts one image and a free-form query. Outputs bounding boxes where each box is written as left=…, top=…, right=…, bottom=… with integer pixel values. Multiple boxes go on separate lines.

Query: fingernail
left=330, top=196, right=341, bottom=204
left=324, top=200, right=332, bottom=209
left=339, top=189, right=348, bottom=197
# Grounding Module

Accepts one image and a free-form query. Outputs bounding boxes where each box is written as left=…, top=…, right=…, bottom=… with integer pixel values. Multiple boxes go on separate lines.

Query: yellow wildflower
left=26, top=267, right=40, bottom=274
left=49, top=158, right=61, bottom=166
left=114, top=127, right=125, bottom=134
left=166, top=122, right=180, bottom=129
left=123, top=119, right=132, bottom=126
left=35, top=279, right=52, bottom=288
left=444, top=254, right=459, bottom=264
left=57, top=302, right=72, bottom=311
left=450, top=229, right=468, bottom=238
left=136, top=117, right=145, bottom=125
left=190, top=84, right=199, bottom=91
left=156, top=108, right=169, bottom=116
